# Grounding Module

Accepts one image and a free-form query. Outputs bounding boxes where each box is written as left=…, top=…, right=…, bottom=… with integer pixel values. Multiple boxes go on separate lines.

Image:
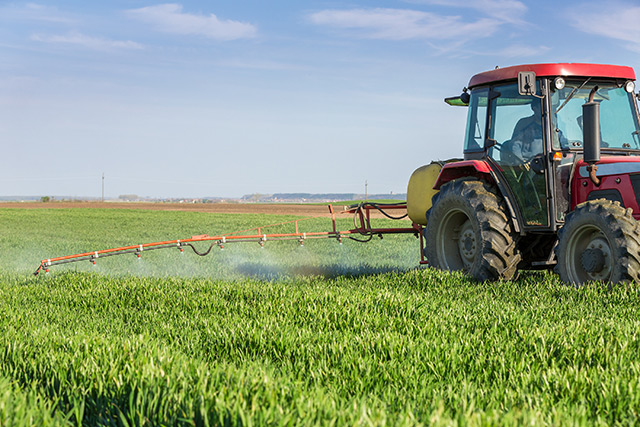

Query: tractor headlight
left=624, top=80, right=635, bottom=93
left=553, top=77, right=565, bottom=90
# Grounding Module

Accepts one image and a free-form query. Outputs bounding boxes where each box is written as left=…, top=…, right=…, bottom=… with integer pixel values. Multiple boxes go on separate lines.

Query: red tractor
left=34, top=62, right=640, bottom=286
left=411, top=63, right=640, bottom=284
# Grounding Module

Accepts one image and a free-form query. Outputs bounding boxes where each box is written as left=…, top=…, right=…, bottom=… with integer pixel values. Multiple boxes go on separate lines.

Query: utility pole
left=365, top=180, right=368, bottom=202
left=102, top=173, right=105, bottom=202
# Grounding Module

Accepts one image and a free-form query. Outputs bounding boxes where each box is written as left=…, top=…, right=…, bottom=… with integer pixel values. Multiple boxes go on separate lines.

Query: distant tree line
left=241, top=193, right=407, bottom=202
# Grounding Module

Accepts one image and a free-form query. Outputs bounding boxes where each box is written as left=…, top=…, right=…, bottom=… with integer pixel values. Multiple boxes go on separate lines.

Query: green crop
left=1, top=207, right=640, bottom=425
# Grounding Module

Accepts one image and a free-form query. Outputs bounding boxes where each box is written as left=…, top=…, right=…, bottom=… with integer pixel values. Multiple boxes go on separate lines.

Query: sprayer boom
left=34, top=203, right=422, bottom=276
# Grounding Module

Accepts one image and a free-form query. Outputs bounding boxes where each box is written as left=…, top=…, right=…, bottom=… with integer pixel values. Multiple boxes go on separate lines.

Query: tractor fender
left=432, top=160, right=521, bottom=233
left=433, top=160, right=495, bottom=189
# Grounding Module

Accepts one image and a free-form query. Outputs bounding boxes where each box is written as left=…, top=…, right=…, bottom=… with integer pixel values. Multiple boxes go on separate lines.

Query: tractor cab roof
left=468, top=63, right=635, bottom=89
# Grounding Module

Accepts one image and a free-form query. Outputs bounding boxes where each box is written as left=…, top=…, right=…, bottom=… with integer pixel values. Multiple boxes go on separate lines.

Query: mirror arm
left=586, top=164, right=600, bottom=186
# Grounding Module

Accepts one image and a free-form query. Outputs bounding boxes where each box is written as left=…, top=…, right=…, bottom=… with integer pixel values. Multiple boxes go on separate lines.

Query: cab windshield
left=551, top=81, right=640, bottom=150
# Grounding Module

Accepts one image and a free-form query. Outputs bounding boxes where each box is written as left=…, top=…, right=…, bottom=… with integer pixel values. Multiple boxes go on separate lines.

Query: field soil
left=0, top=202, right=405, bottom=218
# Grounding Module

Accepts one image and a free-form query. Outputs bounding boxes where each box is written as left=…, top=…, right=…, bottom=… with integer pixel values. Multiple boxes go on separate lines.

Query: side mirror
left=582, top=87, right=601, bottom=164
left=518, top=71, right=537, bottom=96
left=444, top=88, right=470, bottom=106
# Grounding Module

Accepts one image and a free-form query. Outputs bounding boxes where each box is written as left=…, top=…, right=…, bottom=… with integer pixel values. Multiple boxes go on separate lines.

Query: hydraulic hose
left=347, top=201, right=408, bottom=242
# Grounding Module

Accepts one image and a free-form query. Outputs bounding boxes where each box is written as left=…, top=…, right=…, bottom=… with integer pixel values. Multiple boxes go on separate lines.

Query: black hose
left=371, top=204, right=408, bottom=220
left=347, top=201, right=408, bottom=242
left=348, top=201, right=408, bottom=220
left=182, top=242, right=216, bottom=256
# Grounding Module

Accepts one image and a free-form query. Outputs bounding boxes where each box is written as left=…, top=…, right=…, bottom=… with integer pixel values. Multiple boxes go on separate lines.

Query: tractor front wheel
left=555, top=200, right=640, bottom=284
left=424, top=179, right=521, bottom=281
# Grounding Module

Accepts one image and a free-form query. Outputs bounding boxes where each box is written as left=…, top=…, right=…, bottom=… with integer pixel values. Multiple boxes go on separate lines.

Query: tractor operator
left=510, top=99, right=543, bottom=162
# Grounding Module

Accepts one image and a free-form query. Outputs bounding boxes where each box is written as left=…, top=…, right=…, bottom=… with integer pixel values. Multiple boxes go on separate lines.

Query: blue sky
left=2, top=0, right=640, bottom=198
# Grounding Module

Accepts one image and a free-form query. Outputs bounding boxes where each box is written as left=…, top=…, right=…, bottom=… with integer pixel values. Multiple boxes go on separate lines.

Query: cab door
left=485, top=83, right=550, bottom=228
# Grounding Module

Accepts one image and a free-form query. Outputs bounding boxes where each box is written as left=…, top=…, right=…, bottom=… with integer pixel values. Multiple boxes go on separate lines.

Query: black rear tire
left=424, top=179, right=521, bottom=281
left=555, top=200, right=640, bottom=285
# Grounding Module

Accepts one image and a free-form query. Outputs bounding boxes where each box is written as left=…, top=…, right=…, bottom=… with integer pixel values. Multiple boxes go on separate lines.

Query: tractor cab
left=445, top=63, right=640, bottom=232
left=421, top=63, right=640, bottom=284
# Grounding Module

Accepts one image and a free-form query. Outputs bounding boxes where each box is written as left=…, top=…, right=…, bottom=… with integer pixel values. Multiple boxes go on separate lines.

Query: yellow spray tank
left=406, top=162, right=444, bottom=225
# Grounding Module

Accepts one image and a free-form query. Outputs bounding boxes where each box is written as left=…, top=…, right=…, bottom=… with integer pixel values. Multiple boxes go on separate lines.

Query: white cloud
left=408, top=0, right=527, bottom=25
left=493, top=44, right=550, bottom=58
left=309, top=8, right=498, bottom=41
left=570, top=4, right=640, bottom=53
left=31, top=32, right=143, bottom=50
left=428, top=42, right=549, bottom=59
left=0, top=2, right=75, bottom=23
left=125, top=4, right=257, bottom=41
left=217, top=59, right=308, bottom=71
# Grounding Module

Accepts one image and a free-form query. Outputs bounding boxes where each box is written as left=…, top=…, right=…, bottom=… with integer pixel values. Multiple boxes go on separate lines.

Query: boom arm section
left=34, top=203, right=422, bottom=276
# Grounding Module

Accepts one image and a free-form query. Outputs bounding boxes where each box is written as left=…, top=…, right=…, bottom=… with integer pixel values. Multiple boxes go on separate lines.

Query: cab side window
left=464, top=88, right=488, bottom=153
left=489, top=83, right=543, bottom=164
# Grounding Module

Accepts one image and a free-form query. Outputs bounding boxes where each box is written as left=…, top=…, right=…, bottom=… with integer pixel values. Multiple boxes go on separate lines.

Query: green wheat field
left=1, top=207, right=640, bottom=426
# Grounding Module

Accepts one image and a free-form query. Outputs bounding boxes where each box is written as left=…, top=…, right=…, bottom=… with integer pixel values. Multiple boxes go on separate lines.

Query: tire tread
left=425, top=178, right=521, bottom=281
